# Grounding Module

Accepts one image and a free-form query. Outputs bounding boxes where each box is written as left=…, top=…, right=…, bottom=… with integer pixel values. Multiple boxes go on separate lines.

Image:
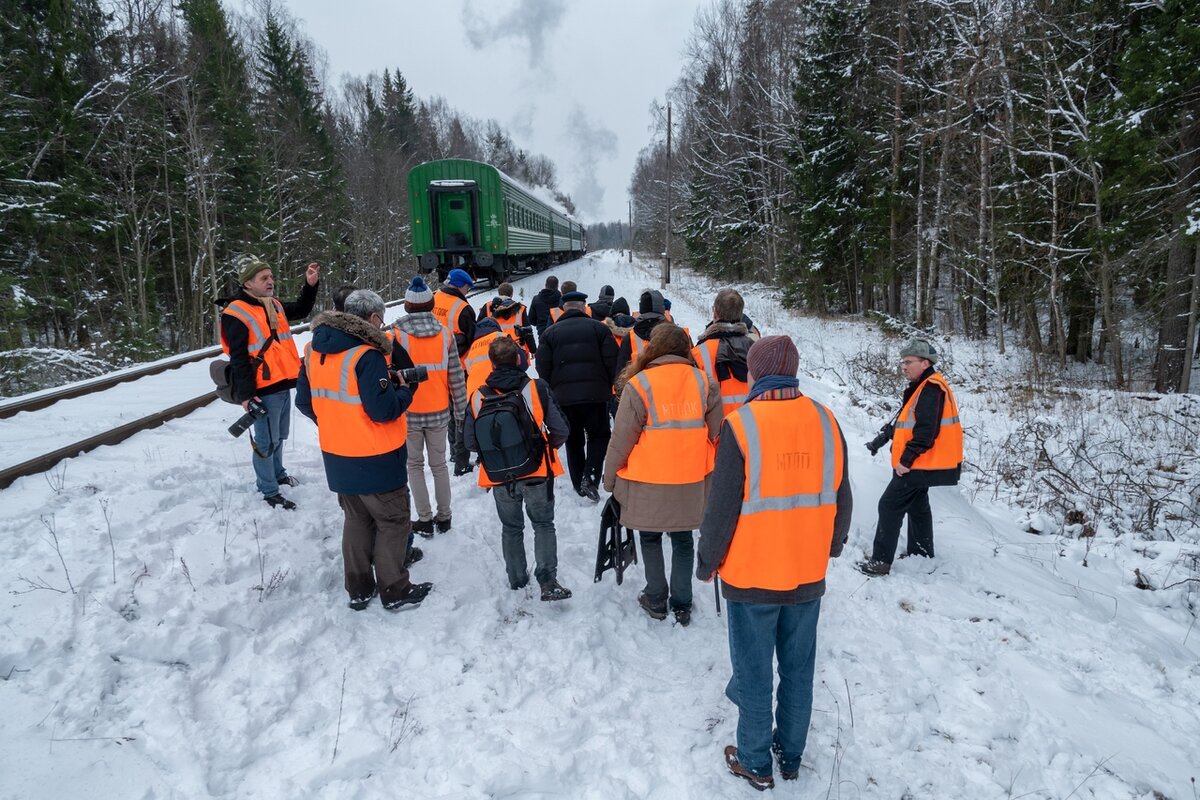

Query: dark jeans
left=492, top=478, right=558, bottom=588
left=562, top=402, right=610, bottom=489
left=871, top=474, right=933, bottom=564
left=639, top=530, right=694, bottom=610
left=250, top=390, right=291, bottom=496
left=725, top=599, right=821, bottom=779
left=338, top=487, right=412, bottom=604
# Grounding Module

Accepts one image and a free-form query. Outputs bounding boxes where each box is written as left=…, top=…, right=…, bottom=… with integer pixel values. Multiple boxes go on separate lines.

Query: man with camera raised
left=296, top=290, right=433, bottom=611
left=390, top=277, right=467, bottom=536
left=220, top=255, right=319, bottom=510
left=859, top=338, right=963, bottom=576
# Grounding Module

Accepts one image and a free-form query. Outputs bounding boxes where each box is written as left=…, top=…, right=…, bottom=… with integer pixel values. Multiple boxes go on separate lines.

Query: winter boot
left=638, top=592, right=667, bottom=620
left=278, top=475, right=300, bottom=487
left=383, top=582, right=433, bottom=610
left=771, top=736, right=800, bottom=781
left=579, top=478, right=600, bottom=503
left=673, top=607, right=692, bottom=627
left=435, top=516, right=452, bottom=533
left=264, top=493, right=296, bottom=510
left=724, top=745, right=774, bottom=791
left=348, top=589, right=377, bottom=611
left=412, top=519, right=435, bottom=538
left=404, top=547, right=424, bottom=568
left=540, top=579, right=572, bottom=602
left=856, top=559, right=891, bottom=576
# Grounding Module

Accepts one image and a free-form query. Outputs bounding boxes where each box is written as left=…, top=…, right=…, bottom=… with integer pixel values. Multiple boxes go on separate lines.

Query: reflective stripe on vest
left=616, top=363, right=713, bottom=484
left=891, top=372, right=963, bottom=470
left=465, top=332, right=501, bottom=399
left=220, top=298, right=300, bottom=388
left=718, top=397, right=844, bottom=590
left=392, top=327, right=452, bottom=415
left=693, top=339, right=749, bottom=417
left=305, top=343, right=407, bottom=458
left=469, top=379, right=563, bottom=488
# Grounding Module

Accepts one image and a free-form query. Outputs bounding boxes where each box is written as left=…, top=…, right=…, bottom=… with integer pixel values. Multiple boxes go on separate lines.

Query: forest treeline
left=625, top=0, right=1199, bottom=392
left=0, top=0, right=573, bottom=380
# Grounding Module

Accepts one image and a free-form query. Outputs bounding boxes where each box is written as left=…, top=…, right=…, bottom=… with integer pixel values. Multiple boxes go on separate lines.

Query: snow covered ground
left=1, top=251, right=1197, bottom=799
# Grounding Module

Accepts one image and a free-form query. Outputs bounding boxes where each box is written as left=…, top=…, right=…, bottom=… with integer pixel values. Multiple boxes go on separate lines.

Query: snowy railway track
left=0, top=287, right=492, bottom=490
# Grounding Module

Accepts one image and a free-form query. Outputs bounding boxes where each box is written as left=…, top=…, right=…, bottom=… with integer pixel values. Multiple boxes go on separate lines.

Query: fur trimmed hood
left=311, top=310, right=390, bottom=353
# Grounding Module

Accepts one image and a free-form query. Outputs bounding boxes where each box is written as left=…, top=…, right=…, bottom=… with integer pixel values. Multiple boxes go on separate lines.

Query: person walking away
left=548, top=280, right=588, bottom=325
left=536, top=290, right=618, bottom=502
left=589, top=285, right=616, bottom=321
left=491, top=296, right=537, bottom=356
left=529, top=275, right=561, bottom=339
left=390, top=276, right=467, bottom=536
left=614, top=289, right=668, bottom=398
left=296, top=290, right=433, bottom=611
left=220, top=255, right=319, bottom=509
left=695, top=335, right=852, bottom=790
left=463, top=336, right=572, bottom=601
left=858, top=338, right=962, bottom=575
left=603, top=323, right=722, bottom=626
left=433, top=268, right=477, bottom=475
left=692, top=288, right=757, bottom=418
left=463, top=316, right=506, bottom=400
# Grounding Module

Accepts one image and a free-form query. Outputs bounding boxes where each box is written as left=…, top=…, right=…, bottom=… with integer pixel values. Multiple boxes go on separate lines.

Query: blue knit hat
left=446, top=268, right=474, bottom=289
left=405, top=276, right=434, bottom=308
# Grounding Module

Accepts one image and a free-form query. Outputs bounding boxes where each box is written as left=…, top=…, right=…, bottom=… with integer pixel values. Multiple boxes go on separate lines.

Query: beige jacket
left=602, top=354, right=723, bottom=531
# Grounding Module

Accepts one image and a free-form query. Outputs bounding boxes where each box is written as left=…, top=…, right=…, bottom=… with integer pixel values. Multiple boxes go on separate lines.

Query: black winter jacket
left=535, top=310, right=618, bottom=406
left=529, top=288, right=561, bottom=337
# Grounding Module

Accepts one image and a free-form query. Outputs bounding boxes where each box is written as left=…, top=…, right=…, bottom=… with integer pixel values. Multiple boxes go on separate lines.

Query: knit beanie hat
left=236, top=254, right=271, bottom=285
left=638, top=289, right=664, bottom=315
left=447, top=268, right=474, bottom=289
left=747, top=335, right=800, bottom=379
left=899, top=338, right=938, bottom=364
left=404, top=276, right=435, bottom=311
left=599, top=285, right=615, bottom=301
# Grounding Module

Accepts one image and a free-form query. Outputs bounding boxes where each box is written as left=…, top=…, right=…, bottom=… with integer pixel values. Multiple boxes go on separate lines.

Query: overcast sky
left=244, top=0, right=707, bottom=223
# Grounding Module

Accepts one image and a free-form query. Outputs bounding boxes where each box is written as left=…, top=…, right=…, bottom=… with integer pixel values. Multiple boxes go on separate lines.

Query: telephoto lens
left=228, top=399, right=268, bottom=438
left=398, top=365, right=428, bottom=385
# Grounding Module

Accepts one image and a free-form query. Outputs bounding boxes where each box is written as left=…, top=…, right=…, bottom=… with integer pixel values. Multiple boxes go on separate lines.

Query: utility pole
left=628, top=199, right=633, bottom=263
left=662, top=102, right=672, bottom=288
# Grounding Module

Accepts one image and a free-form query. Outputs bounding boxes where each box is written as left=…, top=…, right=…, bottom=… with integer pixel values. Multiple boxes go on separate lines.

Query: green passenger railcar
left=408, top=159, right=585, bottom=286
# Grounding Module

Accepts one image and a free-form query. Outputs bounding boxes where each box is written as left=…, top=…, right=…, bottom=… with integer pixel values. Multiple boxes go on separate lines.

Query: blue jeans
left=251, top=391, right=292, bottom=496
left=492, top=479, right=557, bottom=587
left=725, top=598, right=821, bottom=778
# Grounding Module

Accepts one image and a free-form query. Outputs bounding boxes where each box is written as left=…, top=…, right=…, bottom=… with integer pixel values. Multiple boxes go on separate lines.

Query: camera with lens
left=391, top=365, right=428, bottom=386
left=228, top=398, right=267, bottom=438
left=865, top=423, right=894, bottom=456
left=515, top=324, right=534, bottom=339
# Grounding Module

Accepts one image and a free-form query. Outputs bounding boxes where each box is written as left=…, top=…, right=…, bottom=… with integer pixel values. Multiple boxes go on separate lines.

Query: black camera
left=865, top=423, right=894, bottom=456
left=228, top=398, right=267, bottom=438
left=515, top=324, right=534, bottom=339
left=392, top=366, right=428, bottom=386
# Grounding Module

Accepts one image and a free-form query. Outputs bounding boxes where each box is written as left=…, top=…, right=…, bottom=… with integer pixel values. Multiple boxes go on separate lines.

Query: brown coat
left=602, top=354, right=723, bottom=531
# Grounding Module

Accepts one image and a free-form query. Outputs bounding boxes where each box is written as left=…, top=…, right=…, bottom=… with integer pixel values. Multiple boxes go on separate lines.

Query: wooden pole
left=662, top=102, right=672, bottom=288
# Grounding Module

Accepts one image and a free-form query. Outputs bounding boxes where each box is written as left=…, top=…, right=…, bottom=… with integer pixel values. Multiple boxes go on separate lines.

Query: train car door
left=429, top=180, right=480, bottom=254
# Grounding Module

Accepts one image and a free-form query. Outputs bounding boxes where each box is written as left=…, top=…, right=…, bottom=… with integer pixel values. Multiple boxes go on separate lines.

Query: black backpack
left=473, top=382, right=549, bottom=483
left=715, top=336, right=751, bottom=383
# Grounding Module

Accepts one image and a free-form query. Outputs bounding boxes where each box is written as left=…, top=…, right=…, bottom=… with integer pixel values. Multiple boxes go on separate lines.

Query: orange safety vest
left=549, top=306, right=591, bottom=324
left=304, top=343, right=407, bottom=457
left=628, top=326, right=690, bottom=362
left=891, top=372, right=963, bottom=470
left=469, top=379, right=564, bottom=488
left=617, top=363, right=713, bottom=485
left=464, top=331, right=502, bottom=399
left=432, top=290, right=469, bottom=363
left=718, top=397, right=844, bottom=590
left=692, top=338, right=750, bottom=417
left=493, top=304, right=531, bottom=353
left=220, top=298, right=301, bottom=389
left=390, top=327, right=452, bottom=415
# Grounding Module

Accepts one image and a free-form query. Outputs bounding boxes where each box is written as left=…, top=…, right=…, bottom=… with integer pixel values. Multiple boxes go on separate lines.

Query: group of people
left=218, top=257, right=963, bottom=790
